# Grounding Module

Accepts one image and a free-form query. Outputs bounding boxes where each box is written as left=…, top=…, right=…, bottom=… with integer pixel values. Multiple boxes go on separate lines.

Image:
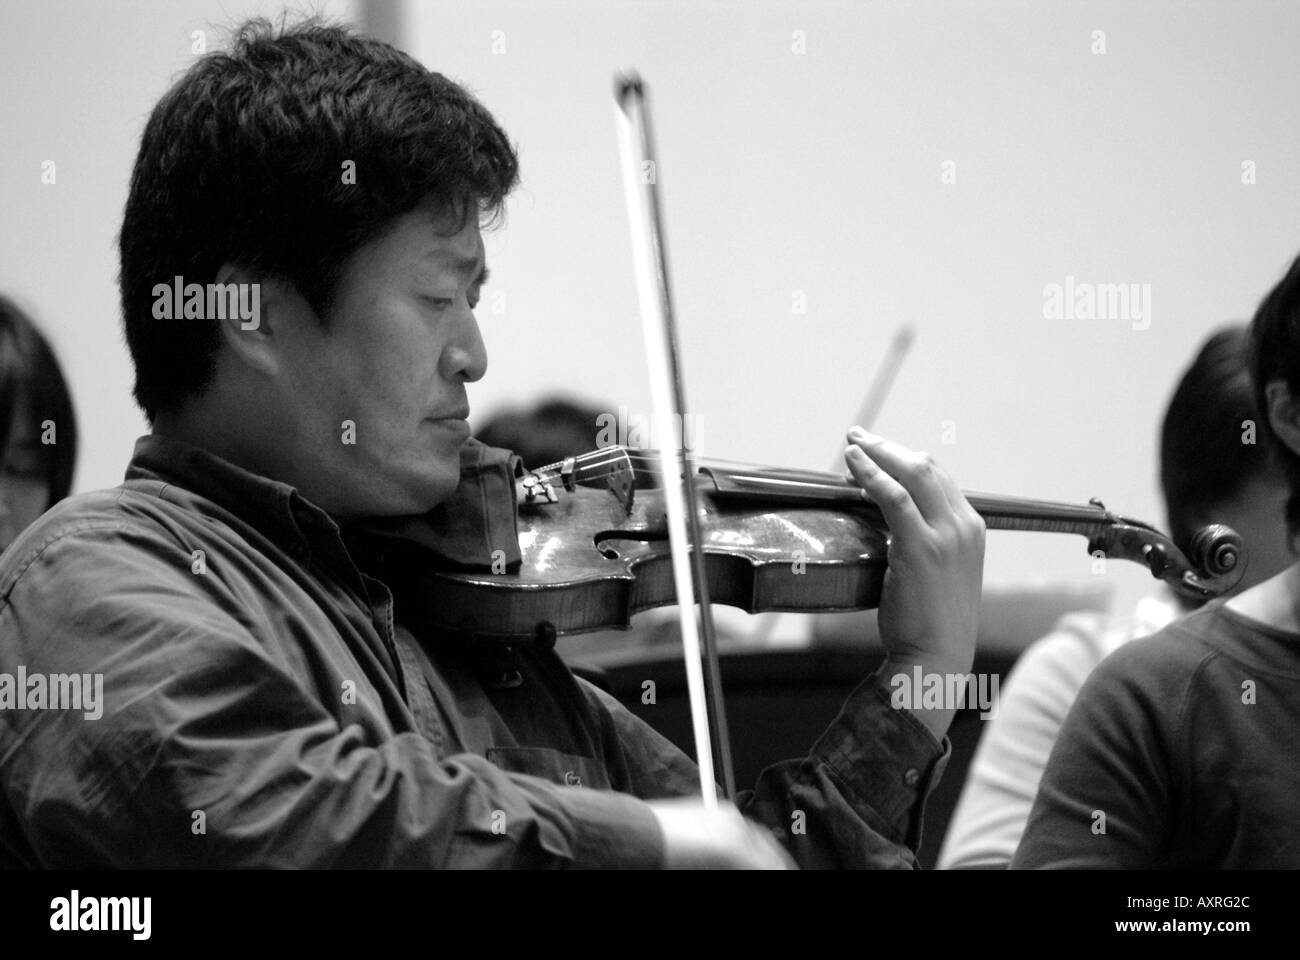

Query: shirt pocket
left=486, top=747, right=612, bottom=792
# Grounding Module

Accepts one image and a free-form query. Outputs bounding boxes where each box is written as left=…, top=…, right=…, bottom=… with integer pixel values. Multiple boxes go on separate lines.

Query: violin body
left=421, top=477, right=889, bottom=641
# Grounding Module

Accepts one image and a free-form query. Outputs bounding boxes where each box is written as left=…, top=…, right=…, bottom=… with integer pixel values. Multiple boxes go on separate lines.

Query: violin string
left=517, top=449, right=1225, bottom=596
left=531, top=455, right=1117, bottom=533
left=528, top=448, right=684, bottom=486
left=518, top=450, right=1203, bottom=586
left=527, top=447, right=866, bottom=495
left=529, top=449, right=1121, bottom=523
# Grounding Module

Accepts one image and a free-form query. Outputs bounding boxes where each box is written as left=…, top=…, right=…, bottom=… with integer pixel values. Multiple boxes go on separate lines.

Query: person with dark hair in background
left=939, top=325, right=1292, bottom=868
left=0, top=19, right=986, bottom=869
left=0, top=295, right=78, bottom=551
left=1012, top=268, right=1300, bottom=869
left=474, top=397, right=607, bottom=471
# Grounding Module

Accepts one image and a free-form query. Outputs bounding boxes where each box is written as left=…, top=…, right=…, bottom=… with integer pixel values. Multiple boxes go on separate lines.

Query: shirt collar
left=125, top=433, right=341, bottom=564
left=123, top=433, right=522, bottom=571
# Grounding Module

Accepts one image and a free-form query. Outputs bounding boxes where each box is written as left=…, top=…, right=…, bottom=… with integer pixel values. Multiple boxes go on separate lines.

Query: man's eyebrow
left=428, top=252, right=489, bottom=285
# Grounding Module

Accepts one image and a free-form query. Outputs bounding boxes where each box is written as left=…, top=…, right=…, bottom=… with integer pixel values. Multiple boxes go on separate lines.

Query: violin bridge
left=606, top=450, right=636, bottom=513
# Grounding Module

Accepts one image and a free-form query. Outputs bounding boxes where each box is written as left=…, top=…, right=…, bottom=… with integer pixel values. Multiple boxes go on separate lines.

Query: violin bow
left=751, top=322, right=920, bottom=646
left=849, top=322, right=916, bottom=443
left=614, top=74, right=736, bottom=803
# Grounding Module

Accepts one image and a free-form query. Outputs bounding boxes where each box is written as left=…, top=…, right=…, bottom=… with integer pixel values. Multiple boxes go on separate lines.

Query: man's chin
left=325, top=463, right=462, bottom=521
left=416, top=470, right=463, bottom=515
left=417, top=449, right=469, bottom=506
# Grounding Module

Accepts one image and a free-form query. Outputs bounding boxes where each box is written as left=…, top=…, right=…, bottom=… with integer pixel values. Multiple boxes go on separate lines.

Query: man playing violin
left=0, top=19, right=985, bottom=869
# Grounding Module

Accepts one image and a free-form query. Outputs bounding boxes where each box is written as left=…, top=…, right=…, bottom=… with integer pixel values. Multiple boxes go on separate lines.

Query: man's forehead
left=417, top=212, right=484, bottom=266
left=360, top=200, right=485, bottom=276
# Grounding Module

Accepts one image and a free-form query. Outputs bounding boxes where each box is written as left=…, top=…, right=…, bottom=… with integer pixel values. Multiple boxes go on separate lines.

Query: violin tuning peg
left=1142, top=542, right=1169, bottom=577
left=534, top=620, right=557, bottom=652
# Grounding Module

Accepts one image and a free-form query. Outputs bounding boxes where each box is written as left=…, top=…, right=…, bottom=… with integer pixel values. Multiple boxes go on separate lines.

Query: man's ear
left=1265, top=380, right=1300, bottom=457
left=212, top=263, right=303, bottom=377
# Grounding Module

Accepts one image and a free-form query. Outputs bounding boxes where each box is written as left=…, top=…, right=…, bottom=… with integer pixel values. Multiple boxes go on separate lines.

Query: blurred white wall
left=2, top=0, right=1298, bottom=617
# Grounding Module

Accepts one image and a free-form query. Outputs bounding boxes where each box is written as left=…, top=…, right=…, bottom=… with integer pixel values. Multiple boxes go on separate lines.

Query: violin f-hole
left=594, top=529, right=668, bottom=561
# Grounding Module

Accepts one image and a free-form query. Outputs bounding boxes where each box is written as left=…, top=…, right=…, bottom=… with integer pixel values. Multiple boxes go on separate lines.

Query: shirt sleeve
left=938, top=613, right=1113, bottom=869
left=579, top=669, right=951, bottom=869
left=0, top=525, right=664, bottom=869
left=1010, top=634, right=1186, bottom=869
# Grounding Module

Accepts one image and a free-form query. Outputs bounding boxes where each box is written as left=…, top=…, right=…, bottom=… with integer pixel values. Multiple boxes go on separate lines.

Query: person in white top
left=938, top=326, right=1296, bottom=869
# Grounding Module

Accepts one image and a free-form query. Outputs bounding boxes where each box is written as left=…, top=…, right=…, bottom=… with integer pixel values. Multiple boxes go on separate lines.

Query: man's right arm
left=0, top=528, right=665, bottom=868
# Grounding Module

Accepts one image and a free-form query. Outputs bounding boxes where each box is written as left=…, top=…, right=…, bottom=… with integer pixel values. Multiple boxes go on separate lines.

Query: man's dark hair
left=119, top=17, right=519, bottom=420
left=0, top=295, right=78, bottom=506
left=1161, top=324, right=1275, bottom=556
left=1247, top=253, right=1300, bottom=534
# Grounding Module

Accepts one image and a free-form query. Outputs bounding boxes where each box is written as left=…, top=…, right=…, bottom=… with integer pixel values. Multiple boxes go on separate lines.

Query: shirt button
left=904, top=768, right=921, bottom=787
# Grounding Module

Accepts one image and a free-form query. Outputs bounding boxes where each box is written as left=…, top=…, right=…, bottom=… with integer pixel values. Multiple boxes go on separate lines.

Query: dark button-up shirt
left=0, top=435, right=948, bottom=868
left=1013, top=601, right=1300, bottom=868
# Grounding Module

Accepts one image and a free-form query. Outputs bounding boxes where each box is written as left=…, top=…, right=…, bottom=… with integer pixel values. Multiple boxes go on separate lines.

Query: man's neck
left=1225, top=562, right=1300, bottom=634
left=151, top=401, right=286, bottom=489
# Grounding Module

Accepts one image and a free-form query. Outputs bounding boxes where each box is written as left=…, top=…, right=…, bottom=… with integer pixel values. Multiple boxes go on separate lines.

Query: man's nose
left=441, top=304, right=488, bottom=384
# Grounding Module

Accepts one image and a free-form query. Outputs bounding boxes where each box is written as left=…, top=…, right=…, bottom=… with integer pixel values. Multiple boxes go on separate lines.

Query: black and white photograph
left=0, top=0, right=1294, bottom=938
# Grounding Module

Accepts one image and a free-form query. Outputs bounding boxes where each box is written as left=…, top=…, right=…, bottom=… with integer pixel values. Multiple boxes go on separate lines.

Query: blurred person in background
left=0, top=295, right=77, bottom=551
left=1012, top=268, right=1300, bottom=868
left=475, top=396, right=606, bottom=470
left=941, top=324, right=1293, bottom=869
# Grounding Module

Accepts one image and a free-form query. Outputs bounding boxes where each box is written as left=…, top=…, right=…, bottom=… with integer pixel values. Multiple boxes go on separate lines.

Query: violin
left=403, top=445, right=1246, bottom=644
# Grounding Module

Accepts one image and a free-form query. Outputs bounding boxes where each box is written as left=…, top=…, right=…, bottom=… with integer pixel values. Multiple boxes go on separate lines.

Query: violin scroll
left=1170, top=522, right=1247, bottom=602
left=1091, top=516, right=1247, bottom=603
left=1190, top=523, right=1243, bottom=581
